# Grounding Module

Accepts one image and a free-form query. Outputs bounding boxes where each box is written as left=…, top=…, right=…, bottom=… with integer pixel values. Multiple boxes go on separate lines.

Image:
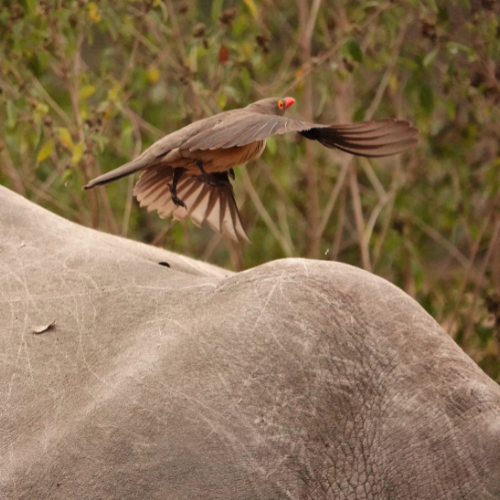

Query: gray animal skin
left=1, top=184, right=499, bottom=500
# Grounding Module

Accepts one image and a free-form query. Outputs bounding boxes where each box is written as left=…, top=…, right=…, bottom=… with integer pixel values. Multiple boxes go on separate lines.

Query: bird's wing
left=182, top=113, right=419, bottom=157
left=181, top=113, right=311, bottom=151
left=84, top=111, right=420, bottom=191
left=299, top=118, right=420, bottom=157
left=134, top=168, right=250, bottom=243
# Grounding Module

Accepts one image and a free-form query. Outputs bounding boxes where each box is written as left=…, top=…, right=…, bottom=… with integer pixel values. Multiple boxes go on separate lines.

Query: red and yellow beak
left=284, top=97, right=295, bottom=109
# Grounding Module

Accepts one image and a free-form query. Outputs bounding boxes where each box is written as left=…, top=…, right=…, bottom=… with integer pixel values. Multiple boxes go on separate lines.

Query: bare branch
left=364, top=24, right=408, bottom=121
left=349, top=164, right=372, bottom=271
left=241, top=168, right=294, bottom=257
left=318, top=156, right=350, bottom=238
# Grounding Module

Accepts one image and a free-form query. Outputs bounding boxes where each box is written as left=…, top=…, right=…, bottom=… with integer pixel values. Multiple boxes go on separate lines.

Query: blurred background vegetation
left=1, top=0, right=499, bottom=380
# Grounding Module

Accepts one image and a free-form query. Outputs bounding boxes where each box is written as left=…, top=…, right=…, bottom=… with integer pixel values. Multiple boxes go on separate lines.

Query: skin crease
left=2, top=185, right=500, bottom=500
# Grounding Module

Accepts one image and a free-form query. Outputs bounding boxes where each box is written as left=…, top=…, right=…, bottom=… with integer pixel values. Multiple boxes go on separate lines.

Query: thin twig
left=364, top=24, right=408, bottom=121
left=277, top=199, right=293, bottom=248
left=121, top=36, right=140, bottom=87
left=349, top=163, right=372, bottom=271
left=163, top=0, right=186, bottom=64
left=241, top=168, right=294, bottom=256
left=24, top=181, right=83, bottom=221
left=121, top=109, right=143, bottom=237
left=372, top=194, right=396, bottom=268
left=283, top=1, right=392, bottom=94
left=360, top=157, right=387, bottom=199
left=151, top=219, right=176, bottom=246
left=331, top=185, right=347, bottom=261
left=364, top=192, right=393, bottom=247
left=31, top=78, right=73, bottom=130
left=410, top=215, right=470, bottom=269
left=256, top=158, right=297, bottom=213
left=463, top=221, right=500, bottom=338
left=0, top=146, right=26, bottom=196
left=298, top=0, right=322, bottom=257
left=201, top=233, right=223, bottom=262
left=318, top=156, right=350, bottom=238
left=304, top=0, right=323, bottom=45
left=449, top=192, right=500, bottom=332
left=123, top=106, right=164, bottom=138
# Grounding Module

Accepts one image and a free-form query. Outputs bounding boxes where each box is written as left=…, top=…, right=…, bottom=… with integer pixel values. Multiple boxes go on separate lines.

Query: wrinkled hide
left=1, top=185, right=499, bottom=499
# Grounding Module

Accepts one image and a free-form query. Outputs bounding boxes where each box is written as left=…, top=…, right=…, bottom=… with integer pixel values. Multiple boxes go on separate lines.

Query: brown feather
left=299, top=119, right=419, bottom=157
left=134, top=168, right=250, bottom=242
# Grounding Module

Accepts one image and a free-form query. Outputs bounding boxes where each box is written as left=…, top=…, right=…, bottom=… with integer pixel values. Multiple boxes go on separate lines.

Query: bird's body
left=84, top=97, right=419, bottom=242
left=151, top=140, right=267, bottom=175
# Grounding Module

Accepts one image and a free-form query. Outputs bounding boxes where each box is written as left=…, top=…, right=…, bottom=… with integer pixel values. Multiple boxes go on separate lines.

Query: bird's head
left=247, top=97, right=295, bottom=116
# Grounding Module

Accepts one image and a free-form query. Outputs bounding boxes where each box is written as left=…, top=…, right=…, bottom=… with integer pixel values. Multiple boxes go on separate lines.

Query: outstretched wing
left=181, top=112, right=419, bottom=157
left=134, top=168, right=250, bottom=243
left=181, top=114, right=311, bottom=151
left=299, top=118, right=419, bottom=157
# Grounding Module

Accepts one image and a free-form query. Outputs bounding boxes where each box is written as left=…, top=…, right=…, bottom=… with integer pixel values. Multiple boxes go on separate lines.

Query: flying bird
left=84, top=97, right=419, bottom=242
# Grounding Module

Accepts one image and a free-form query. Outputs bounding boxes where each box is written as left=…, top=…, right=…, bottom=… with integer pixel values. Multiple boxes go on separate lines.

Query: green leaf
left=424, top=0, right=438, bottom=13
left=446, top=101, right=455, bottom=120
left=56, top=127, right=74, bottom=150
left=344, top=38, right=363, bottom=63
left=7, top=101, right=16, bottom=130
left=352, top=107, right=365, bottom=122
left=211, top=0, right=223, bottom=22
left=406, top=241, right=424, bottom=292
left=475, top=324, right=493, bottom=345
left=187, top=46, right=198, bottom=73
left=35, top=103, right=49, bottom=118
left=240, top=67, right=251, bottom=91
left=72, top=141, right=84, bottom=165
left=119, top=124, right=133, bottom=155
left=243, top=0, right=258, bottom=18
left=78, top=85, right=96, bottom=100
left=217, top=92, right=227, bottom=110
left=223, top=85, right=239, bottom=100
left=90, top=133, right=108, bottom=152
left=25, top=0, right=36, bottom=12
left=37, top=139, right=53, bottom=163
left=399, top=57, right=419, bottom=70
left=423, top=47, right=439, bottom=67
left=62, top=168, right=73, bottom=182
left=446, top=41, right=475, bottom=59
left=419, top=84, right=434, bottom=115
left=156, top=0, right=168, bottom=21
left=266, top=137, right=276, bottom=156
left=97, top=100, right=110, bottom=113
left=107, top=81, right=122, bottom=101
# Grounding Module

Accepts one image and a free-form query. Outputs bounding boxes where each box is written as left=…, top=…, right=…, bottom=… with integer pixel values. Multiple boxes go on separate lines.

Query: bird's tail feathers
left=134, top=168, right=251, bottom=243
left=83, top=155, right=152, bottom=190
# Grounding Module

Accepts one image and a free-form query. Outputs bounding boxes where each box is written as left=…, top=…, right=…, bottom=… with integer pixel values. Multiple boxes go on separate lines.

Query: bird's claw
left=194, top=160, right=230, bottom=187
left=203, top=176, right=228, bottom=188
left=168, top=183, right=187, bottom=208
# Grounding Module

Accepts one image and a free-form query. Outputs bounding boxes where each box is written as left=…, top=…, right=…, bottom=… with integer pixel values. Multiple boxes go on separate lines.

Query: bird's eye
left=278, top=100, right=284, bottom=109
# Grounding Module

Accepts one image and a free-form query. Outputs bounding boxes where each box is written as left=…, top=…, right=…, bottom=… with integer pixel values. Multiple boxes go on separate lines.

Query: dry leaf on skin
left=31, top=320, right=56, bottom=334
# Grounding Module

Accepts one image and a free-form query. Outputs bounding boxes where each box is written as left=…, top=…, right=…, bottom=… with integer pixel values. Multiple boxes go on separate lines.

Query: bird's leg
left=168, top=167, right=187, bottom=208
left=195, top=160, right=231, bottom=187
